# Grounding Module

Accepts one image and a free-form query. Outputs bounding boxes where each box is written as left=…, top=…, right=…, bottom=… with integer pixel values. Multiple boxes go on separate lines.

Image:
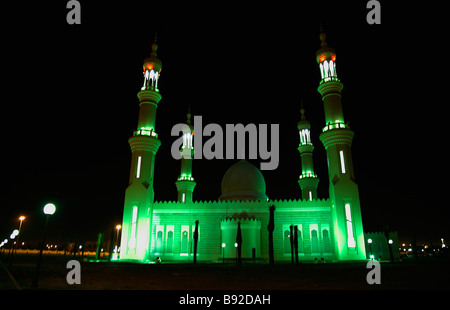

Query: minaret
left=120, top=38, right=162, bottom=262
left=175, top=108, right=196, bottom=203
left=316, top=31, right=366, bottom=260
left=297, top=103, right=319, bottom=201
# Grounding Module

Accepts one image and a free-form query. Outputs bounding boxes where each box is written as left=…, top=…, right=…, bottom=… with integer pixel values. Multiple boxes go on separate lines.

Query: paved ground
left=1, top=254, right=449, bottom=290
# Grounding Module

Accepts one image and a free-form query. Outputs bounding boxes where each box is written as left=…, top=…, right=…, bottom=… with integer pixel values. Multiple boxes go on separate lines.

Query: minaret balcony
left=319, top=126, right=354, bottom=149
left=319, top=76, right=340, bottom=85
left=298, top=144, right=314, bottom=154
left=178, top=174, right=194, bottom=181
left=299, top=172, right=318, bottom=179
left=133, top=128, right=158, bottom=138
left=322, top=121, right=349, bottom=132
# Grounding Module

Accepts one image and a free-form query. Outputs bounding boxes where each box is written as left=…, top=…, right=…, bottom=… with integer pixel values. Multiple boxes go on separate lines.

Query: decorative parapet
left=298, top=144, right=314, bottom=154
left=319, top=127, right=354, bottom=149
left=128, top=135, right=161, bottom=153
left=152, top=198, right=331, bottom=212
left=317, top=80, right=343, bottom=97
left=175, top=180, right=196, bottom=191
left=137, top=89, right=162, bottom=105
left=221, top=215, right=262, bottom=229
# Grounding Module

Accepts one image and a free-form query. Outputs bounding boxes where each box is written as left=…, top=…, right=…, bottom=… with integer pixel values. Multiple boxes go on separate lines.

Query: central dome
left=219, top=160, right=268, bottom=201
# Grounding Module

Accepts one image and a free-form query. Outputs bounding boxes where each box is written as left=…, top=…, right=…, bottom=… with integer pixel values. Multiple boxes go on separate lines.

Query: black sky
left=1, top=1, right=448, bottom=246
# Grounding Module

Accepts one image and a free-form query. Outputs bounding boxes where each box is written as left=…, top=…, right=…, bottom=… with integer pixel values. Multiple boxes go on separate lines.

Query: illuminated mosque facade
left=118, top=32, right=370, bottom=263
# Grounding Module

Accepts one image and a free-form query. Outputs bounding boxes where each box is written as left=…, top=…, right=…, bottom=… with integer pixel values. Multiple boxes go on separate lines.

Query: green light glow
left=134, top=127, right=158, bottom=138
left=299, top=172, right=317, bottom=179
left=340, top=150, right=346, bottom=174
left=319, top=60, right=339, bottom=83
left=136, top=156, right=142, bottom=179
left=299, top=129, right=311, bottom=145
left=178, top=174, right=194, bottom=181
left=43, top=203, right=56, bottom=215
left=345, top=203, right=356, bottom=248
left=322, top=121, right=348, bottom=132
left=129, top=206, right=138, bottom=248
left=117, top=35, right=370, bottom=263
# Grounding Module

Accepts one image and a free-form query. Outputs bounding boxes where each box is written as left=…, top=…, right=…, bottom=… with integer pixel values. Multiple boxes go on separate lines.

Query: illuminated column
left=316, top=31, right=366, bottom=261
left=297, top=104, right=319, bottom=200
left=175, top=110, right=196, bottom=203
left=120, top=38, right=162, bottom=262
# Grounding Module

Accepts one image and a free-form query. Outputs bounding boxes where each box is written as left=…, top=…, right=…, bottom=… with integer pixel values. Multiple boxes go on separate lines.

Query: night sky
left=1, top=2, right=448, bottom=246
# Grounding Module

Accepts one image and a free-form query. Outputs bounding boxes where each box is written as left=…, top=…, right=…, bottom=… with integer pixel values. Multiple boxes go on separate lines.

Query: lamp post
left=115, top=225, right=121, bottom=247
left=9, top=216, right=25, bottom=267
left=32, top=203, right=56, bottom=287
left=7, top=233, right=16, bottom=263
left=368, top=238, right=373, bottom=259
left=222, top=243, right=226, bottom=264
left=113, top=225, right=121, bottom=260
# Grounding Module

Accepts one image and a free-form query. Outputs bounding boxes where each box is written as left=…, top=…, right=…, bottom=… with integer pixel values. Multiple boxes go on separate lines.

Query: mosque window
left=329, top=60, right=335, bottom=77
left=156, top=230, right=163, bottom=253
left=180, top=226, right=190, bottom=255
left=311, top=230, right=319, bottom=253
left=283, top=229, right=291, bottom=253
left=129, top=206, right=138, bottom=248
left=141, top=68, right=160, bottom=91
left=322, top=224, right=331, bottom=253
left=299, top=129, right=311, bottom=145
left=166, top=231, right=174, bottom=253
left=345, top=204, right=356, bottom=248
left=319, top=59, right=338, bottom=83
left=183, top=132, right=193, bottom=149
left=136, top=156, right=142, bottom=179
left=166, top=225, right=174, bottom=254
left=339, top=150, right=346, bottom=174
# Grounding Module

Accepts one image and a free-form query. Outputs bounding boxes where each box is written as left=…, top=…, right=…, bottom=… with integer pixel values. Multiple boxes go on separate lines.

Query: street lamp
left=9, top=215, right=25, bottom=267
left=18, top=216, right=25, bottom=248
left=113, top=225, right=121, bottom=260
left=222, top=243, right=226, bottom=264
left=43, top=203, right=56, bottom=215
left=367, top=238, right=373, bottom=259
left=116, top=225, right=121, bottom=245
left=32, top=203, right=56, bottom=287
left=7, top=233, right=15, bottom=262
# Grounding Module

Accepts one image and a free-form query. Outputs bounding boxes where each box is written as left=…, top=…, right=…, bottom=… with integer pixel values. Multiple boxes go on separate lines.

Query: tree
left=268, top=205, right=275, bottom=265
left=193, top=220, right=199, bottom=264
left=236, top=221, right=242, bottom=266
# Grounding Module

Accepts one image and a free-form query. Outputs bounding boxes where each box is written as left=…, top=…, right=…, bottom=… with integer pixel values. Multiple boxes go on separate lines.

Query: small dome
left=219, top=160, right=268, bottom=201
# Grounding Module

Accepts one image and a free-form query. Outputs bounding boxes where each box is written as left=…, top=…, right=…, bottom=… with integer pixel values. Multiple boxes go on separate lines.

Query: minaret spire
left=119, top=37, right=164, bottom=262
left=300, top=100, right=306, bottom=121
left=297, top=101, right=319, bottom=201
left=151, top=32, right=158, bottom=58
left=175, top=107, right=196, bottom=203
left=316, top=31, right=366, bottom=261
left=142, top=35, right=162, bottom=91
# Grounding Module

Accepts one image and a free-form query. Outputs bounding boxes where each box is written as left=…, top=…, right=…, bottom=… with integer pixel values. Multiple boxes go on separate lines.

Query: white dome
left=219, top=160, right=268, bottom=201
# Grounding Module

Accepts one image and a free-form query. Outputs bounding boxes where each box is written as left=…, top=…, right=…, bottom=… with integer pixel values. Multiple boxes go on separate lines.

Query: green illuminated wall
left=122, top=198, right=336, bottom=262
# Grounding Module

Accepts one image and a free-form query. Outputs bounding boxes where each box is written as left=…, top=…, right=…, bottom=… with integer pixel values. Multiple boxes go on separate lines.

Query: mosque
left=118, top=31, right=371, bottom=263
